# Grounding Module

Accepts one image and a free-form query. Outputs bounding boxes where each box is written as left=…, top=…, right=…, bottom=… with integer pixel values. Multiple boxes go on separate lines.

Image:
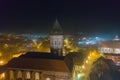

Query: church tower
left=50, top=19, right=63, bottom=56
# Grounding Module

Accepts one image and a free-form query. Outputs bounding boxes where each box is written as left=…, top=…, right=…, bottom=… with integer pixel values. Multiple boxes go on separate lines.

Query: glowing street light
left=0, top=61, right=4, bottom=65
left=82, top=65, right=85, bottom=69
left=88, top=56, right=91, bottom=59
left=4, top=44, right=8, bottom=48
left=77, top=73, right=81, bottom=79
left=86, top=60, right=88, bottom=63
left=76, top=73, right=85, bottom=80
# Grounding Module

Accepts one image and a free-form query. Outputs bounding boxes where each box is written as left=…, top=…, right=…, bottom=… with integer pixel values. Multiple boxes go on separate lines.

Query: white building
left=99, top=40, right=120, bottom=67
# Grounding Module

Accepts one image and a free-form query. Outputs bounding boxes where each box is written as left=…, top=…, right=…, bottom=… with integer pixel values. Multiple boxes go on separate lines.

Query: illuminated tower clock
left=50, top=19, right=63, bottom=56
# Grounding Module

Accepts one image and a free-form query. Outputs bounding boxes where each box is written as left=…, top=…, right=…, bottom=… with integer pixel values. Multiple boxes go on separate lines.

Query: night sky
left=0, top=0, right=120, bottom=35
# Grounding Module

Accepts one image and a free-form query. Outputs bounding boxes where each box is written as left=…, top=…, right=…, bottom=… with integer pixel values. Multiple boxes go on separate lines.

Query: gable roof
left=19, top=52, right=65, bottom=60
left=0, top=52, right=71, bottom=73
left=4, top=57, right=70, bottom=72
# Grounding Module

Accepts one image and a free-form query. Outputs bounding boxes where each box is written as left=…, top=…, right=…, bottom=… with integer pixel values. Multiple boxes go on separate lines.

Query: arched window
left=26, top=71, right=31, bottom=79
left=17, top=71, right=22, bottom=79
left=9, top=70, right=15, bottom=80
left=35, top=72, right=39, bottom=80
left=46, top=77, right=51, bottom=80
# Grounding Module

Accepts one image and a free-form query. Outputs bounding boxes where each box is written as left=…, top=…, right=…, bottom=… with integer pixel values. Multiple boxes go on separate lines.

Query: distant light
left=32, top=39, right=37, bottom=42
left=82, top=65, right=85, bottom=69
left=1, top=73, right=5, bottom=78
left=0, top=61, right=3, bottom=64
left=0, top=61, right=4, bottom=65
left=86, top=60, right=88, bottom=63
left=77, top=73, right=81, bottom=78
left=4, top=44, right=8, bottom=48
left=77, top=73, right=85, bottom=79
left=88, top=56, right=91, bottom=59
left=82, top=37, right=87, bottom=40
left=114, top=35, right=120, bottom=41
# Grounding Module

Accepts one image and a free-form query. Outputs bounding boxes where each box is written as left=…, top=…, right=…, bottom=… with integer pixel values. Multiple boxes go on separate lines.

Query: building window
left=9, top=70, right=15, bottom=80
left=35, top=72, right=39, bottom=80
left=17, top=71, right=22, bottom=79
left=46, top=77, right=51, bottom=80
left=26, top=71, right=31, bottom=79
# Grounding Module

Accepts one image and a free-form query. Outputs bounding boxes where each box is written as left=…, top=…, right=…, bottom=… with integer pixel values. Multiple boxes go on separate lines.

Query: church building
left=0, top=19, right=73, bottom=80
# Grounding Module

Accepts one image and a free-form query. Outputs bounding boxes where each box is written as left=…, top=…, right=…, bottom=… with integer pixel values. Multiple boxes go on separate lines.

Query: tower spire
left=50, top=18, right=64, bottom=56
left=50, top=18, right=63, bottom=35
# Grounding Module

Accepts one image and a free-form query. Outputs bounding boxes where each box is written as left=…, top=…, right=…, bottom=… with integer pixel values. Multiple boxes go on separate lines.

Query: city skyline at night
left=1, top=1, right=120, bottom=79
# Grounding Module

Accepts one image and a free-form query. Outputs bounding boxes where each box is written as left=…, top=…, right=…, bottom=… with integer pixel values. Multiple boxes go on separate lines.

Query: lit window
left=46, top=77, right=51, bottom=80
left=26, top=71, right=31, bottom=79
left=9, top=70, right=15, bottom=80
left=114, top=48, right=120, bottom=54
left=17, top=71, right=22, bottom=78
left=35, top=72, right=39, bottom=80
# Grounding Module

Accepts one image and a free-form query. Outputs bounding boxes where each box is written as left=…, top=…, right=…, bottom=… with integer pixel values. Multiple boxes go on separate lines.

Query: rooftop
left=19, top=52, right=65, bottom=60
left=4, top=58, right=70, bottom=72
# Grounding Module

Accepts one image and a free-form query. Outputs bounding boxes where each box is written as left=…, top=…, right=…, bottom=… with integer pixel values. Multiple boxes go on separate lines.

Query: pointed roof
left=50, top=19, right=63, bottom=35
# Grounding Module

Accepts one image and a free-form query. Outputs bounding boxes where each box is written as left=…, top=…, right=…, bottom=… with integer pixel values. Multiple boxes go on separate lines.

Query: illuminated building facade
left=50, top=19, right=63, bottom=56
left=0, top=19, right=73, bottom=80
left=0, top=52, right=72, bottom=80
left=99, top=40, right=120, bottom=67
